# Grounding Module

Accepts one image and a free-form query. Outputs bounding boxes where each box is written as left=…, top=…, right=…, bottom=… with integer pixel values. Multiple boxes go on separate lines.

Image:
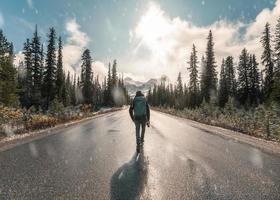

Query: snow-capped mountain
left=124, top=76, right=168, bottom=96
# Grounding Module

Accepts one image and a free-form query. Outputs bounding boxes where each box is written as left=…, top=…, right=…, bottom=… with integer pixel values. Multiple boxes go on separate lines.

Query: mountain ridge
left=124, top=75, right=170, bottom=96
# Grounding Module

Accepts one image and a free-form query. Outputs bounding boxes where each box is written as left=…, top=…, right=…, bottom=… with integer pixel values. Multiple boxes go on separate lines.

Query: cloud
left=93, top=61, right=108, bottom=82
left=62, top=18, right=89, bottom=76
left=121, top=1, right=280, bottom=82
left=65, top=19, right=89, bottom=47
left=27, top=0, right=33, bottom=9
left=26, top=0, right=39, bottom=14
left=63, top=19, right=110, bottom=82
left=0, top=12, right=4, bottom=27
left=245, top=0, right=280, bottom=40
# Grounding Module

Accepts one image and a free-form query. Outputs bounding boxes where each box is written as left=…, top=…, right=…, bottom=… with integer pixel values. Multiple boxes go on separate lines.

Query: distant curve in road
left=0, top=109, right=280, bottom=199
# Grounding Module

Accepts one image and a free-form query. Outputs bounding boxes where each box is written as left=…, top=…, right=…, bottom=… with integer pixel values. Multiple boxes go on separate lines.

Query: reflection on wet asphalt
left=0, top=110, right=280, bottom=199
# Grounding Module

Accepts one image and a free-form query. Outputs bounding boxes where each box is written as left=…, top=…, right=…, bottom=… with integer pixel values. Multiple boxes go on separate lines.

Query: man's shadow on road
left=110, top=150, right=149, bottom=200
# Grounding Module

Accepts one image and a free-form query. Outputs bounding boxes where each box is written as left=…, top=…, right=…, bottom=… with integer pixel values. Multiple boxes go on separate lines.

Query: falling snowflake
left=201, top=1, right=205, bottom=6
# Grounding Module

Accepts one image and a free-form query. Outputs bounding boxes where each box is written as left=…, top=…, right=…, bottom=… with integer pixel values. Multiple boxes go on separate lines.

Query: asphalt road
left=1, top=109, right=280, bottom=200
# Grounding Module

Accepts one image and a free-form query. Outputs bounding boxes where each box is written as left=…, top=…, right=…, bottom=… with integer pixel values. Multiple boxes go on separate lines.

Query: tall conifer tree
left=261, top=23, right=274, bottom=102
left=201, top=30, right=217, bottom=103
left=42, top=27, right=57, bottom=109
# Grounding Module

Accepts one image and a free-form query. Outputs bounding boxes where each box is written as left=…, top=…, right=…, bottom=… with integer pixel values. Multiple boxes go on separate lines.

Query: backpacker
left=133, top=96, right=147, bottom=120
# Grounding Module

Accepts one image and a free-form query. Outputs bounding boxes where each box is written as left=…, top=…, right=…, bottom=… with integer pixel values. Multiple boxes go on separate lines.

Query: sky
left=0, top=0, right=279, bottom=82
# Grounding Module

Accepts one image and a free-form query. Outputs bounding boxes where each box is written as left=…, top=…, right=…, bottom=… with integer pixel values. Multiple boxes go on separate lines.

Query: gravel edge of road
left=153, top=109, right=280, bottom=156
left=0, top=108, right=125, bottom=152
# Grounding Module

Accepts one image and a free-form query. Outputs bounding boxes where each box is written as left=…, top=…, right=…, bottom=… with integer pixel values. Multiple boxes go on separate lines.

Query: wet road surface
left=1, top=109, right=280, bottom=199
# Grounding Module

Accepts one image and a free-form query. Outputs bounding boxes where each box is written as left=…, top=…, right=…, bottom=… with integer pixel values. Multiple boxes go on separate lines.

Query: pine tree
left=187, top=44, right=199, bottom=108
left=259, top=69, right=265, bottom=103
left=42, top=27, right=57, bottom=109
left=272, top=17, right=280, bottom=104
left=201, top=30, right=217, bottom=103
left=107, top=62, right=112, bottom=91
left=61, top=72, right=67, bottom=105
left=70, top=74, right=77, bottom=105
left=176, top=72, right=183, bottom=96
left=152, top=84, right=157, bottom=106
left=22, top=38, right=32, bottom=107
left=40, top=44, right=44, bottom=88
left=237, top=48, right=250, bottom=106
left=80, top=49, right=93, bottom=104
left=56, top=36, right=64, bottom=101
left=93, top=75, right=102, bottom=106
left=200, top=55, right=206, bottom=97
left=31, top=25, right=42, bottom=108
left=261, top=23, right=274, bottom=102
left=147, top=88, right=152, bottom=104
left=104, top=62, right=112, bottom=105
left=218, top=59, right=228, bottom=107
left=175, top=72, right=184, bottom=109
left=112, top=59, right=118, bottom=88
left=248, top=54, right=260, bottom=106
left=224, top=56, right=236, bottom=98
left=0, top=30, right=17, bottom=106
left=169, top=84, right=175, bottom=106
left=63, top=71, right=71, bottom=106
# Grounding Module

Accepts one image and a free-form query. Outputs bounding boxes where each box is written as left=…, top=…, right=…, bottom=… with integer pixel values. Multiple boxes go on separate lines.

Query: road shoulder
left=0, top=109, right=125, bottom=152
left=153, top=109, right=280, bottom=155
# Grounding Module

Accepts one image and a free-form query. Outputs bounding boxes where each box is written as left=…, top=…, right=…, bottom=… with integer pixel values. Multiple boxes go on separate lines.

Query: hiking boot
left=140, top=139, right=144, bottom=145
left=136, top=144, right=140, bottom=153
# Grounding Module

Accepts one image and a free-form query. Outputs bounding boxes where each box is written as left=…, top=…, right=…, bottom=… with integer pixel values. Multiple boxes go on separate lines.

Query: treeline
left=0, top=26, right=129, bottom=111
left=148, top=18, right=280, bottom=110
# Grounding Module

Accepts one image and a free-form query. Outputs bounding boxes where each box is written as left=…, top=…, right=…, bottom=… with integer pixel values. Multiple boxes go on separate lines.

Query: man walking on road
left=129, top=91, right=150, bottom=153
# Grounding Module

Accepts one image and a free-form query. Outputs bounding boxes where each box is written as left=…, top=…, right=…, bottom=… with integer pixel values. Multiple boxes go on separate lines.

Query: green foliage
left=188, top=44, right=199, bottom=108
left=112, top=59, right=118, bottom=87
left=102, top=60, right=129, bottom=107
left=218, top=59, right=228, bottom=107
left=237, top=48, right=250, bottom=106
left=261, top=23, right=274, bottom=102
left=80, top=49, right=93, bottom=104
left=224, top=56, right=236, bottom=97
left=49, top=98, right=65, bottom=115
left=42, top=27, right=57, bottom=109
left=56, top=36, right=64, bottom=102
left=0, top=30, right=18, bottom=106
left=30, top=25, right=43, bottom=108
left=201, top=30, right=217, bottom=103
left=272, top=17, right=280, bottom=104
left=156, top=104, right=280, bottom=141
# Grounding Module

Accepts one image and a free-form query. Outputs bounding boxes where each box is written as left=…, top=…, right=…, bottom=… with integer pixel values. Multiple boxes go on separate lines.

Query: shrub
left=25, top=115, right=58, bottom=130
left=155, top=103, right=280, bottom=141
left=49, top=98, right=65, bottom=116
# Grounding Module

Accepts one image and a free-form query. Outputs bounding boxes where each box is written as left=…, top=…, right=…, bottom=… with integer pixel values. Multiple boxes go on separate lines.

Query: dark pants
left=135, top=120, right=146, bottom=145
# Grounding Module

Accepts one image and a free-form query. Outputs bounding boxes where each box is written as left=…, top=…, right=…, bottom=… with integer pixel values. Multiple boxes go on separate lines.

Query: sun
left=135, top=2, right=172, bottom=58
